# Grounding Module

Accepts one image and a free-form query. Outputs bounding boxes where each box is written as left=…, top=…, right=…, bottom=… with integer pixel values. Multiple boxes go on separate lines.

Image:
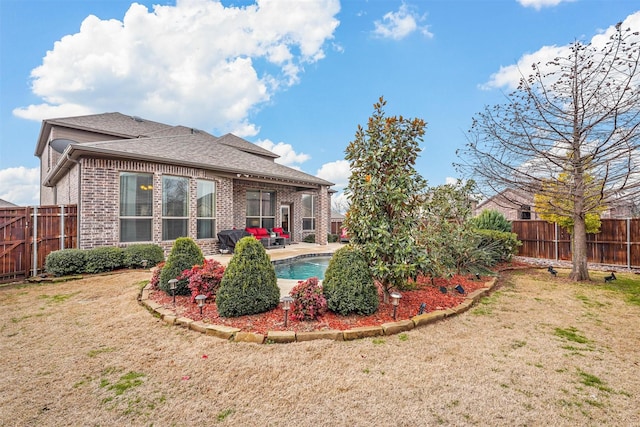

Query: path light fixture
left=280, top=296, right=294, bottom=327
left=169, top=279, right=178, bottom=305
left=195, top=294, right=207, bottom=316
left=454, top=284, right=465, bottom=294
left=141, top=259, right=148, bottom=269
left=390, top=292, right=402, bottom=320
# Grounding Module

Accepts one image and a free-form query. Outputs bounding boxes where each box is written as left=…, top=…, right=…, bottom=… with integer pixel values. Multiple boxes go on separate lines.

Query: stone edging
left=138, top=277, right=498, bottom=344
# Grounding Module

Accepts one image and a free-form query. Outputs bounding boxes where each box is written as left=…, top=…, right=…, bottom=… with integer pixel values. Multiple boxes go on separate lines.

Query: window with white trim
left=197, top=180, right=216, bottom=239
left=119, top=172, right=153, bottom=242
left=162, top=176, right=189, bottom=240
left=301, top=194, right=316, bottom=231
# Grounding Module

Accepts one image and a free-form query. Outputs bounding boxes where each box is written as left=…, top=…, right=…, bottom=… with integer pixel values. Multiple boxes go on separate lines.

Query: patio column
left=316, top=185, right=329, bottom=245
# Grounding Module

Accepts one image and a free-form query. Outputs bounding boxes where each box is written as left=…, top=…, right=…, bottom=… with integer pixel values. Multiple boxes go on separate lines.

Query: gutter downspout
left=66, top=153, right=81, bottom=250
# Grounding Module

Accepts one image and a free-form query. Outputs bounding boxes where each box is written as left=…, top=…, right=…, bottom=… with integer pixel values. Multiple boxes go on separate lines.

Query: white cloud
left=331, top=191, right=350, bottom=214
left=517, top=0, right=575, bottom=11
left=13, top=0, right=340, bottom=137
left=373, top=3, right=432, bottom=40
left=0, top=167, right=40, bottom=206
left=316, top=159, right=350, bottom=189
left=255, top=139, right=310, bottom=166
left=482, top=11, right=640, bottom=90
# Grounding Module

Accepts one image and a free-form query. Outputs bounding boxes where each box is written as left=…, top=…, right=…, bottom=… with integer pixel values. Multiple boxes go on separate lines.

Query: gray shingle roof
left=66, top=134, right=332, bottom=186
left=40, top=112, right=333, bottom=188
left=0, top=198, right=19, bottom=208
left=46, top=112, right=172, bottom=138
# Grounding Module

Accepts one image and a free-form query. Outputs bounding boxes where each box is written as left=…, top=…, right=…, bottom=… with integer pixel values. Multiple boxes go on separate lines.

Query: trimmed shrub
left=149, top=262, right=165, bottom=291
left=323, top=246, right=379, bottom=316
left=302, top=234, right=315, bottom=243
left=290, top=277, right=327, bottom=321
left=123, top=244, right=164, bottom=268
left=470, top=209, right=512, bottom=232
left=328, top=234, right=339, bottom=243
left=180, top=259, right=226, bottom=303
left=45, top=249, right=86, bottom=276
left=84, top=246, right=124, bottom=274
left=475, top=229, right=521, bottom=263
left=159, top=237, right=204, bottom=296
left=216, top=236, right=280, bottom=317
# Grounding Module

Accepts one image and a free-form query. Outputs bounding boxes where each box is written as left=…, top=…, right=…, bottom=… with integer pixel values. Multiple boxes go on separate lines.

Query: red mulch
left=148, top=269, right=514, bottom=335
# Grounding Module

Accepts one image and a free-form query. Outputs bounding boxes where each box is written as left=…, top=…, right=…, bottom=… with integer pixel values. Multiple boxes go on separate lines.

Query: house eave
left=43, top=145, right=334, bottom=189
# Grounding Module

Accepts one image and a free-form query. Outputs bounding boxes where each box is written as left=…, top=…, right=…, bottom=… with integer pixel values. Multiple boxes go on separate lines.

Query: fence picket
left=512, top=219, right=640, bottom=269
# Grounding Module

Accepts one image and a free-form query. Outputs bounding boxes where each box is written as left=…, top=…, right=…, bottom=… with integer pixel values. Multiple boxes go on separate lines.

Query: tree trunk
left=382, top=286, right=390, bottom=304
left=570, top=216, right=590, bottom=281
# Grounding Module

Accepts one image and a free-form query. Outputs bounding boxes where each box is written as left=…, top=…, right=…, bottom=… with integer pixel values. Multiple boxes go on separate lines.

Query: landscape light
left=281, top=296, right=294, bottom=327
left=169, top=279, right=178, bottom=305
left=195, top=294, right=207, bottom=315
left=141, top=259, right=148, bottom=269
left=390, top=292, right=402, bottom=320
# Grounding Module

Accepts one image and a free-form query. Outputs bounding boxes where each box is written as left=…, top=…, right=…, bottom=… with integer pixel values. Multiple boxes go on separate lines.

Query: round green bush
left=159, top=237, right=204, bottom=296
left=45, top=249, right=86, bottom=276
left=323, top=246, right=379, bottom=316
left=216, top=236, right=280, bottom=317
left=84, top=246, right=124, bottom=274
left=123, top=244, right=164, bottom=268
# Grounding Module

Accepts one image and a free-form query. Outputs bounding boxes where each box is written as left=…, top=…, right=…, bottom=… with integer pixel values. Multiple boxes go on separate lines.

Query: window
left=246, top=190, right=275, bottom=228
left=302, top=194, right=316, bottom=231
left=119, top=172, right=153, bottom=242
left=197, top=180, right=216, bottom=239
left=520, top=205, right=532, bottom=220
left=162, top=176, right=189, bottom=240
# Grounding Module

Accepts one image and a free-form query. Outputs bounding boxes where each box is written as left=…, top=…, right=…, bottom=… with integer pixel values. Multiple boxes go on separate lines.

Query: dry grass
left=1, top=268, right=639, bottom=426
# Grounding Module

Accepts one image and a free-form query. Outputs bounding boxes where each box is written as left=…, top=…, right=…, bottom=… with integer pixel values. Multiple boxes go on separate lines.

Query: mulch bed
left=148, top=268, right=518, bottom=335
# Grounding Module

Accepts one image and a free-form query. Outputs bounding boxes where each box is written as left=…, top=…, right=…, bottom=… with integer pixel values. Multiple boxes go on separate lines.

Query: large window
left=119, top=172, right=153, bottom=242
left=197, top=180, right=216, bottom=239
left=162, top=176, right=189, bottom=240
left=246, top=190, right=275, bottom=228
left=302, top=194, right=316, bottom=231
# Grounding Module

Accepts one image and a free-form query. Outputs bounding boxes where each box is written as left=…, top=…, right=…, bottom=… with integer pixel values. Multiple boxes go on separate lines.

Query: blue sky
left=1, top=0, right=639, bottom=206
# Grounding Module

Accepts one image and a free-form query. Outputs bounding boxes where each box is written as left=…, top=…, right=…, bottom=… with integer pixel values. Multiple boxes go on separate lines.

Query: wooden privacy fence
left=512, top=219, right=640, bottom=269
left=0, top=205, right=77, bottom=283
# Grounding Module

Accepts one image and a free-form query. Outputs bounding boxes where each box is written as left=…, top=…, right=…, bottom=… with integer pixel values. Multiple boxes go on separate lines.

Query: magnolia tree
left=344, top=97, right=428, bottom=301
left=456, top=22, right=640, bottom=281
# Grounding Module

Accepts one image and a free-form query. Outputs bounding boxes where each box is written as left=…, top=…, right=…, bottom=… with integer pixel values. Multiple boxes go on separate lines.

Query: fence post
left=555, top=222, right=559, bottom=261
left=32, top=206, right=38, bottom=277
left=60, top=205, right=65, bottom=250
left=627, top=218, right=631, bottom=270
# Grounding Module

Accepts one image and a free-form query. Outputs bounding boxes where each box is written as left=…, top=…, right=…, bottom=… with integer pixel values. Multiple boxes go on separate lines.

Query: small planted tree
left=323, top=246, right=379, bottom=316
left=344, top=97, right=429, bottom=301
left=159, top=237, right=204, bottom=296
left=216, top=236, right=280, bottom=317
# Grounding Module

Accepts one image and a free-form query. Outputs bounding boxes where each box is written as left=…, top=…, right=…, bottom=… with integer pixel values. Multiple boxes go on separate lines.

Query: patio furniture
left=217, top=229, right=251, bottom=253
left=271, top=227, right=290, bottom=245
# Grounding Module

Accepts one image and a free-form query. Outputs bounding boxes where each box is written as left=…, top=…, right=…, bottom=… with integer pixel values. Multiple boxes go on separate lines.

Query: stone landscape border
left=138, top=277, right=498, bottom=344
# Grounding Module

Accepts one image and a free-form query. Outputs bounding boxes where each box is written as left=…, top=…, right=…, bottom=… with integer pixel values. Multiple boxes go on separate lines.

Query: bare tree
left=456, top=22, right=640, bottom=281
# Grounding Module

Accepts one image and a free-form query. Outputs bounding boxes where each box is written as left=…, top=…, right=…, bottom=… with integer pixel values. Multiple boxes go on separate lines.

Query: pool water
left=274, top=256, right=332, bottom=280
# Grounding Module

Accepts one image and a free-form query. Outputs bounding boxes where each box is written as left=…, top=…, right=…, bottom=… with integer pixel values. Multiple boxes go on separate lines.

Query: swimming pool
left=274, top=256, right=332, bottom=280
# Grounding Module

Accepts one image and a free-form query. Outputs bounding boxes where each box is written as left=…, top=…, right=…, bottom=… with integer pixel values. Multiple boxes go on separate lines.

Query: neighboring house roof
left=331, top=211, right=345, bottom=220
left=0, top=198, right=19, bottom=207
left=475, top=188, right=534, bottom=212
left=40, top=113, right=333, bottom=189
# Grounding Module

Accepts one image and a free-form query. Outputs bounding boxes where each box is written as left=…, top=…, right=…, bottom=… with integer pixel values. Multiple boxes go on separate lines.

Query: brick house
left=474, top=188, right=637, bottom=221
left=473, top=188, right=540, bottom=221
left=35, top=113, right=334, bottom=254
